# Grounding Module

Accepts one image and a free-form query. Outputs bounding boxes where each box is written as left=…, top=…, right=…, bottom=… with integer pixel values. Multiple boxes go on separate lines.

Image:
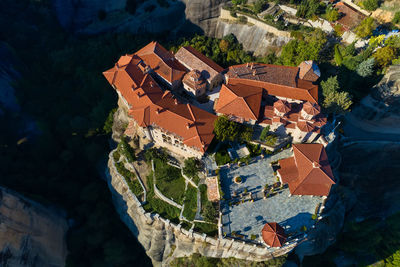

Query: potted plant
left=234, top=176, right=242, bottom=184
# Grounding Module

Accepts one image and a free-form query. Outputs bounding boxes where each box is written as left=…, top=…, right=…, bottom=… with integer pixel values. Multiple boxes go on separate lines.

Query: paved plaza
left=220, top=149, right=324, bottom=240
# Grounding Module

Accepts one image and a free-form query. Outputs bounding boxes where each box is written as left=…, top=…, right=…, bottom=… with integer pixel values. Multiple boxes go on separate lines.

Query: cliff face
left=349, top=65, right=400, bottom=134
left=52, top=0, right=228, bottom=35
left=106, top=150, right=299, bottom=266
left=0, top=187, right=68, bottom=267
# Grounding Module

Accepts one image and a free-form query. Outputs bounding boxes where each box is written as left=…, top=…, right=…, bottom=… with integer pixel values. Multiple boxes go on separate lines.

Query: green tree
left=334, top=44, right=343, bottom=66
left=219, top=39, right=229, bottom=53
left=253, top=0, right=268, bottom=13
left=362, top=0, right=379, bottom=11
left=355, top=17, right=375, bottom=38
left=296, top=0, right=322, bottom=19
left=321, top=76, right=340, bottom=95
left=325, top=7, right=339, bottom=22
left=356, top=58, right=375, bottom=77
left=259, top=125, right=270, bottom=141
left=183, top=158, right=200, bottom=178
left=103, top=107, right=117, bottom=134
left=323, top=90, right=352, bottom=114
left=214, top=116, right=240, bottom=141
left=386, top=250, right=400, bottom=267
left=373, top=46, right=396, bottom=67
left=202, top=201, right=217, bottom=222
left=240, top=125, right=254, bottom=141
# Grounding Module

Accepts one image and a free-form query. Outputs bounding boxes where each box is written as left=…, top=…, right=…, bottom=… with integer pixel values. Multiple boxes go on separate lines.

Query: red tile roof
left=296, top=120, right=315, bottom=132
left=261, top=222, right=287, bottom=247
left=103, top=44, right=217, bottom=154
left=302, top=101, right=321, bottom=116
left=182, top=69, right=207, bottom=92
left=298, top=61, right=320, bottom=82
left=135, top=41, right=187, bottom=84
left=274, top=99, right=291, bottom=114
left=215, top=83, right=263, bottom=121
left=278, top=144, right=335, bottom=196
left=226, top=63, right=319, bottom=103
left=335, top=2, right=366, bottom=30
left=175, top=46, right=223, bottom=83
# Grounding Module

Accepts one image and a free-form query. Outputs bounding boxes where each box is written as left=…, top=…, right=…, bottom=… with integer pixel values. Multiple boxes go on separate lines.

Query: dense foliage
left=355, top=17, right=375, bottom=38
left=183, top=157, right=201, bottom=180
left=213, top=115, right=254, bottom=142
left=361, top=0, right=380, bottom=11
left=169, top=34, right=254, bottom=68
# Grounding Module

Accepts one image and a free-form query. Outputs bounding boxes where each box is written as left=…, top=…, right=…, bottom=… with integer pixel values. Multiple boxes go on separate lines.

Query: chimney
left=156, top=108, right=160, bottom=114
left=246, top=63, right=249, bottom=68
left=250, top=63, right=254, bottom=69
left=252, top=70, right=256, bottom=76
left=174, top=98, right=178, bottom=105
left=186, top=122, right=191, bottom=129
left=312, top=161, right=321, bottom=168
left=150, top=81, right=154, bottom=87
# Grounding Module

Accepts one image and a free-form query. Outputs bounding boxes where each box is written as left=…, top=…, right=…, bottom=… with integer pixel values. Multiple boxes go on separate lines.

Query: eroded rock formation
left=0, top=187, right=68, bottom=267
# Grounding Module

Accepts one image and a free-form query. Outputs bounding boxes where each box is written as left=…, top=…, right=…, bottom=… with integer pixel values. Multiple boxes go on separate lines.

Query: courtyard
left=220, top=148, right=324, bottom=241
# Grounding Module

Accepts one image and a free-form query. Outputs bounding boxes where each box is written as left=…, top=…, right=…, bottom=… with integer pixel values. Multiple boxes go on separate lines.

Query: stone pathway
left=194, top=188, right=203, bottom=220
left=220, top=149, right=323, bottom=239
left=206, top=177, right=219, bottom=202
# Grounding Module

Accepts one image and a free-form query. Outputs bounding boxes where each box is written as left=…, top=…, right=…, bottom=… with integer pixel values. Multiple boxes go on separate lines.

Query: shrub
left=118, top=136, right=136, bottom=162
left=250, top=234, right=257, bottom=240
left=373, top=46, right=396, bottom=67
left=113, top=150, right=121, bottom=162
left=183, top=158, right=200, bottom=179
left=259, top=126, right=270, bottom=141
left=202, top=201, right=217, bottom=223
left=334, top=44, right=343, bottom=66
left=301, top=225, right=307, bottom=232
left=253, top=0, right=268, bottom=13
left=230, top=10, right=238, bottom=17
left=238, top=16, right=248, bottom=24
left=103, top=108, right=117, bottom=134
left=393, top=11, right=400, bottom=24
left=334, top=24, right=344, bottom=37
left=356, top=58, right=375, bottom=77
left=361, top=0, right=379, bottom=11
left=311, top=214, right=318, bottom=220
left=325, top=7, right=339, bottom=22
left=234, top=176, right=242, bottom=183
left=182, top=185, right=197, bottom=221
left=355, top=17, right=375, bottom=38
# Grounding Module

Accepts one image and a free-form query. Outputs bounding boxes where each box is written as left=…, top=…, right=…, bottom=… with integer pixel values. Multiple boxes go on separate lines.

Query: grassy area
left=182, top=185, right=198, bottom=221
left=143, top=171, right=181, bottom=224
left=114, top=160, right=143, bottom=198
left=194, top=222, right=218, bottom=237
left=154, top=159, right=186, bottom=204
left=199, top=184, right=208, bottom=208
left=215, top=143, right=232, bottom=166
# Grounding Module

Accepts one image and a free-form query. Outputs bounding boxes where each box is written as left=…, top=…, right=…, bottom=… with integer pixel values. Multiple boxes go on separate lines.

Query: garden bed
left=154, top=159, right=186, bottom=204
left=182, top=185, right=198, bottom=221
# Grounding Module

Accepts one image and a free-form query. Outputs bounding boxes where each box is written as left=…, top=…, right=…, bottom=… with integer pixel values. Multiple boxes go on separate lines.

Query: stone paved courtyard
left=220, top=149, right=324, bottom=240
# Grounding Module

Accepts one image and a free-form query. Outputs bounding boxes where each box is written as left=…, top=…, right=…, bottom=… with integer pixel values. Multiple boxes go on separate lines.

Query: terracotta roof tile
left=261, top=222, right=287, bottom=247
left=226, top=63, right=318, bottom=103
left=136, top=41, right=187, bottom=83
left=278, top=144, right=335, bottom=196
left=182, top=69, right=207, bottom=91
left=215, top=83, right=263, bottom=121
left=175, top=46, right=223, bottom=83
left=103, top=42, right=217, bottom=154
left=335, top=2, right=366, bottom=30
left=298, top=61, right=320, bottom=82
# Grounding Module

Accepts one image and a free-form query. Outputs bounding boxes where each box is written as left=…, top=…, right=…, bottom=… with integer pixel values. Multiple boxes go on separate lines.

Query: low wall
left=220, top=9, right=291, bottom=38
left=107, top=150, right=301, bottom=265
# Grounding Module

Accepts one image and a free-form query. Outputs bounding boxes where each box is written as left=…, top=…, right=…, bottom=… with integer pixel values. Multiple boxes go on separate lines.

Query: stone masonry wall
left=106, top=150, right=301, bottom=266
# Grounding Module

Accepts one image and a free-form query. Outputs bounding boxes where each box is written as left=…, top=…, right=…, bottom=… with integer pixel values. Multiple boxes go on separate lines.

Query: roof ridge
left=187, top=103, right=196, bottom=122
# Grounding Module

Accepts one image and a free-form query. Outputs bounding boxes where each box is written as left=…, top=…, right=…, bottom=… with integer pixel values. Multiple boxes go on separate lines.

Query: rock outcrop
left=350, top=65, right=400, bottom=134
left=0, top=187, right=68, bottom=267
left=52, top=0, right=228, bottom=35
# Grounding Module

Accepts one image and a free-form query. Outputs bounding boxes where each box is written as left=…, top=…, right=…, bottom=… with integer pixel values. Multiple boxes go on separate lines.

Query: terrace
left=219, top=149, right=324, bottom=241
